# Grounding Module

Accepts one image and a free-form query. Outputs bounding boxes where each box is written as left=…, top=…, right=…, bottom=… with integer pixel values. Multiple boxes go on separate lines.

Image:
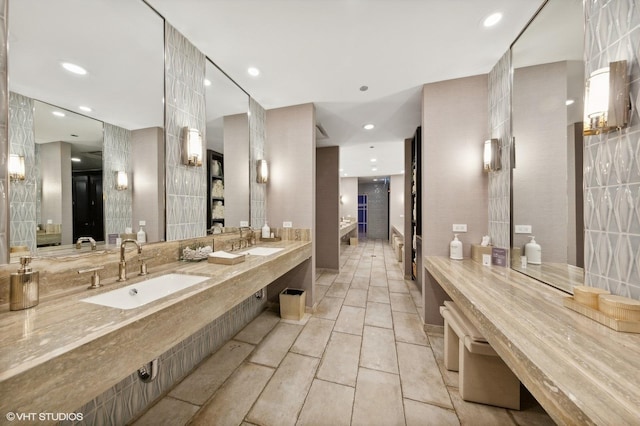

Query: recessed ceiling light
left=483, top=12, right=502, bottom=27
left=401, top=170, right=405, bottom=174
left=52, top=111, right=65, bottom=117
left=363, top=124, right=375, bottom=130
left=61, top=62, right=87, bottom=75
left=79, top=106, right=92, bottom=112
left=370, top=158, right=377, bottom=162
left=339, top=168, right=344, bottom=172
left=71, top=157, right=81, bottom=162
left=344, top=173, right=348, bottom=176
left=204, top=79, right=212, bottom=87
left=566, top=99, right=575, bottom=106
left=372, top=167, right=378, bottom=171
left=248, top=67, right=260, bottom=77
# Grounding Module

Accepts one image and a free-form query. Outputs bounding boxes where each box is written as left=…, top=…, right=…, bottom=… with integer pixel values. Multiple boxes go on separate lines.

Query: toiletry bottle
left=450, top=234, right=463, bottom=260
left=262, top=221, right=271, bottom=239
left=10, top=256, right=39, bottom=311
left=137, top=220, right=147, bottom=244
left=524, top=236, right=541, bottom=264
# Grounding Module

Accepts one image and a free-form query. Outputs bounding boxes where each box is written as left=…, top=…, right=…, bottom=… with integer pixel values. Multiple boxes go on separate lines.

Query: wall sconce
left=584, top=60, right=629, bottom=135
left=115, top=171, right=129, bottom=190
left=483, top=139, right=501, bottom=172
left=9, top=154, right=26, bottom=181
left=182, top=127, right=203, bottom=166
left=256, top=159, right=269, bottom=183
left=339, top=195, right=344, bottom=205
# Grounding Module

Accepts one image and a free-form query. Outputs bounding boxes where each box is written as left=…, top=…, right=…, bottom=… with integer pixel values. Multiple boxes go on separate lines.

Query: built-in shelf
left=207, top=150, right=224, bottom=230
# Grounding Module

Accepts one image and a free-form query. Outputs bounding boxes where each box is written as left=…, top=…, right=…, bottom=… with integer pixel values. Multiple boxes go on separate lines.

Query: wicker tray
left=563, top=297, right=640, bottom=333
left=260, top=237, right=282, bottom=242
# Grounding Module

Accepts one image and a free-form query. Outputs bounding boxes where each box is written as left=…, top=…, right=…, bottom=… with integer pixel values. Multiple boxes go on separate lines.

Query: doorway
left=72, top=171, right=104, bottom=242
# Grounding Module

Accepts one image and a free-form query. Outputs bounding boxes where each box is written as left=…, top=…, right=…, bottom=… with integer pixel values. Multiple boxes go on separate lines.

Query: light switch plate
left=452, top=224, right=467, bottom=232
left=515, top=225, right=532, bottom=234
left=240, top=221, right=249, bottom=227
left=283, top=221, right=293, bottom=228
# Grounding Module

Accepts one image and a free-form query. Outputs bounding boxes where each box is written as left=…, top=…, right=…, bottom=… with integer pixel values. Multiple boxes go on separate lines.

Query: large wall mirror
left=8, top=0, right=164, bottom=256
left=205, top=60, right=250, bottom=230
left=511, top=0, right=584, bottom=292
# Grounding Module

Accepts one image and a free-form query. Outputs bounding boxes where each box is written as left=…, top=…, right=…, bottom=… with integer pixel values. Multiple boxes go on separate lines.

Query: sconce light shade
left=256, top=159, right=268, bottom=183
left=483, top=139, right=501, bottom=172
left=584, top=60, right=629, bottom=135
left=9, top=154, right=26, bottom=181
left=182, top=127, right=203, bottom=166
left=115, top=171, right=129, bottom=190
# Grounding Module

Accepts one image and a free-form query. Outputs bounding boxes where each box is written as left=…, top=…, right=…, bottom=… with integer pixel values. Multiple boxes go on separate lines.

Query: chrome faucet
left=76, top=236, right=97, bottom=250
left=118, top=239, right=142, bottom=282
left=239, top=227, right=254, bottom=247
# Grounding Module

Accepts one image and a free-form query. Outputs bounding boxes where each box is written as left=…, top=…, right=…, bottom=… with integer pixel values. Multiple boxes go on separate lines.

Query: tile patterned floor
left=132, top=240, right=555, bottom=426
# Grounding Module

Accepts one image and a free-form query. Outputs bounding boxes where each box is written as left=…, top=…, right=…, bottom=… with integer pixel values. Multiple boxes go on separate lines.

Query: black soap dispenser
left=10, top=256, right=39, bottom=311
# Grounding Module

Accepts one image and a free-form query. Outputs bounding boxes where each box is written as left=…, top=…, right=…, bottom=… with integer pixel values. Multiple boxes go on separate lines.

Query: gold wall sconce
left=256, top=159, right=269, bottom=183
left=9, top=154, right=26, bottom=181
left=115, top=171, right=129, bottom=190
left=182, top=127, right=203, bottom=166
left=483, top=139, right=501, bottom=172
left=584, top=60, right=629, bottom=135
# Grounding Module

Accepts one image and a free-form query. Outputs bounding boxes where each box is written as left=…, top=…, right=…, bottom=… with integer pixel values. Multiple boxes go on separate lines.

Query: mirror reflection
left=205, top=60, right=250, bottom=232
left=511, top=0, right=584, bottom=292
left=8, top=0, right=164, bottom=257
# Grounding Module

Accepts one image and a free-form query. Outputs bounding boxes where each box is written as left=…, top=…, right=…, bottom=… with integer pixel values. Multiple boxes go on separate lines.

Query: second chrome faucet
left=118, top=239, right=142, bottom=281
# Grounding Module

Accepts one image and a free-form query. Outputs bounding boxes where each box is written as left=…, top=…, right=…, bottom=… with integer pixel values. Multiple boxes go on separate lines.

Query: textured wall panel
left=103, top=123, right=132, bottom=238
left=249, top=97, right=267, bottom=227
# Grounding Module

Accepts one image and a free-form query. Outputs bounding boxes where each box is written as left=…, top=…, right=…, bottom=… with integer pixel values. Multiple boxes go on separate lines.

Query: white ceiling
left=10, top=0, right=549, bottom=179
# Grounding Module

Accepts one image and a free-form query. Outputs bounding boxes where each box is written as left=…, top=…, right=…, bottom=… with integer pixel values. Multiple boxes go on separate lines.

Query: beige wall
left=422, top=75, right=489, bottom=324
left=40, top=141, right=73, bottom=245
left=224, top=113, right=250, bottom=226
left=340, top=177, right=358, bottom=220
left=316, top=146, right=339, bottom=270
left=389, top=174, right=404, bottom=239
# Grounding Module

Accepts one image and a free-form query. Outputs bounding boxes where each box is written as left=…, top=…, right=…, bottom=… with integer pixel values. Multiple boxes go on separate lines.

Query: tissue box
left=471, top=244, right=493, bottom=264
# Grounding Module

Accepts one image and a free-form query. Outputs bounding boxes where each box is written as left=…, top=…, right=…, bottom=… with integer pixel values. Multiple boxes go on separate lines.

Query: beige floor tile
left=249, top=322, right=303, bottom=367
left=317, top=331, right=362, bottom=387
left=233, top=310, right=281, bottom=345
left=314, top=284, right=330, bottom=302
left=325, top=280, right=350, bottom=298
left=316, top=272, right=337, bottom=285
left=169, top=340, right=254, bottom=405
left=448, top=390, right=515, bottom=426
left=246, top=353, right=319, bottom=426
left=354, top=268, right=371, bottom=278
left=313, top=296, right=343, bottom=320
left=343, top=288, right=368, bottom=308
left=296, top=379, right=354, bottom=426
left=369, top=275, right=389, bottom=287
left=350, top=276, right=370, bottom=289
left=386, top=270, right=404, bottom=280
left=390, top=292, right=418, bottom=313
left=393, top=311, right=428, bottom=346
left=388, top=279, right=410, bottom=293
left=188, top=363, right=274, bottom=426
left=360, top=326, right=398, bottom=374
left=290, top=317, right=334, bottom=358
left=334, top=305, right=365, bottom=336
left=368, top=286, right=390, bottom=304
left=429, top=334, right=459, bottom=387
left=508, top=387, right=555, bottom=426
left=404, top=399, right=460, bottom=426
left=133, top=396, right=198, bottom=426
left=364, top=301, right=393, bottom=329
left=397, top=342, right=453, bottom=408
left=410, top=288, right=423, bottom=308
left=352, top=368, right=404, bottom=426
left=334, top=272, right=354, bottom=283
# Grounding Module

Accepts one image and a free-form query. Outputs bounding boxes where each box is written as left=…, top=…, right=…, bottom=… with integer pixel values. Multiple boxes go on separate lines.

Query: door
left=358, top=194, right=368, bottom=235
left=72, top=171, right=104, bottom=241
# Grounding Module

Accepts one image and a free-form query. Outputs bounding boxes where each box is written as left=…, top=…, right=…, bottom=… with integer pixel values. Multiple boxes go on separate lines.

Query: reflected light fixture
left=182, top=127, right=203, bottom=166
left=115, top=171, right=129, bottom=190
left=256, top=159, right=269, bottom=183
left=483, top=139, right=501, bottom=172
left=483, top=12, right=502, bottom=27
left=61, top=62, right=87, bottom=75
left=9, top=154, right=26, bottom=181
left=584, top=60, right=629, bottom=135
left=248, top=67, right=260, bottom=77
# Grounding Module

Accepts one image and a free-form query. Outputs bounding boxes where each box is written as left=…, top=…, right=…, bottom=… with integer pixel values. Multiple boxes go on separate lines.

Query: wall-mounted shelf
left=207, top=150, right=224, bottom=229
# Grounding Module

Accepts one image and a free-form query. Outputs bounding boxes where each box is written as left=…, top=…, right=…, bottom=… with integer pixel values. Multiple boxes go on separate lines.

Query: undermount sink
left=81, top=273, right=209, bottom=310
left=241, top=247, right=284, bottom=256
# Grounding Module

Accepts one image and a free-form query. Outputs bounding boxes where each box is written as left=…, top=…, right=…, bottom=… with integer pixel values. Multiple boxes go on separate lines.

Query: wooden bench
left=440, top=301, right=520, bottom=409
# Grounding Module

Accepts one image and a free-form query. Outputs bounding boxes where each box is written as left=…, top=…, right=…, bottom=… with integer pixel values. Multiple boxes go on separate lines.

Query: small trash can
left=279, top=288, right=306, bottom=320
left=350, top=237, right=358, bottom=246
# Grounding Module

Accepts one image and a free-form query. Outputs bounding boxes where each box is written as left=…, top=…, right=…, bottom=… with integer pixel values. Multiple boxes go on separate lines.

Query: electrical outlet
left=283, top=221, right=293, bottom=228
left=515, top=225, right=532, bottom=234
left=452, top=224, right=467, bottom=232
left=240, top=221, right=249, bottom=227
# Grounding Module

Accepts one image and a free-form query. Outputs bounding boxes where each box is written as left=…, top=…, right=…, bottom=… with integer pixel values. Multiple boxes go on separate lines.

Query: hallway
left=133, top=240, right=553, bottom=425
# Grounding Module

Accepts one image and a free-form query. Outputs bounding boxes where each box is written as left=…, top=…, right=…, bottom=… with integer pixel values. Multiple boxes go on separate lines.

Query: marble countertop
left=511, top=262, right=584, bottom=294
left=339, top=222, right=357, bottom=238
left=425, top=256, right=640, bottom=425
left=0, top=241, right=311, bottom=416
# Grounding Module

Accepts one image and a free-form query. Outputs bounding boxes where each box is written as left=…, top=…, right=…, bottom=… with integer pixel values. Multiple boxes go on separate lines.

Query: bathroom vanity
left=425, top=256, right=640, bottom=425
left=0, top=240, right=311, bottom=418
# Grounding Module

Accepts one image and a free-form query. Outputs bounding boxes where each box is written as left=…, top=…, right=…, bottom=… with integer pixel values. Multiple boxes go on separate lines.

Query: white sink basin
left=81, top=273, right=209, bottom=310
left=241, top=247, right=284, bottom=256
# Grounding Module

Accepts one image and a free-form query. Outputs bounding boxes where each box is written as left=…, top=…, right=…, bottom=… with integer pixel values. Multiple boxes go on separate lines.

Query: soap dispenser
left=137, top=220, right=147, bottom=244
left=450, top=234, right=463, bottom=260
left=524, top=236, right=541, bottom=265
left=262, top=221, right=271, bottom=239
left=10, top=256, right=40, bottom=311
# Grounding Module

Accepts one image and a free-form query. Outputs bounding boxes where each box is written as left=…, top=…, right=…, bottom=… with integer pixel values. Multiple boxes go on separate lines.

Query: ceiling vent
left=315, top=123, right=329, bottom=141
